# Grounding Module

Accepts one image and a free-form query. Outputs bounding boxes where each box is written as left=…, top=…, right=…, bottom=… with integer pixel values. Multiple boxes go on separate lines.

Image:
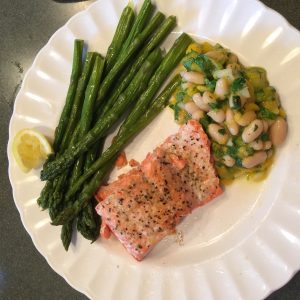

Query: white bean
left=242, top=151, right=267, bottom=169
left=262, top=120, right=269, bottom=133
left=206, top=51, right=226, bottom=62
left=181, top=71, right=204, bottom=85
left=249, top=139, right=264, bottom=150
left=223, top=155, right=235, bottom=167
left=269, top=117, right=288, bottom=146
left=202, top=91, right=217, bottom=104
left=226, top=63, right=241, bottom=75
left=227, top=53, right=238, bottom=64
left=207, top=109, right=225, bottom=123
left=235, top=111, right=256, bottom=126
left=264, top=141, right=272, bottom=150
left=192, top=109, right=205, bottom=120
left=242, top=119, right=264, bottom=143
left=184, top=101, right=199, bottom=115
left=215, top=78, right=229, bottom=100
left=208, top=124, right=229, bottom=145
left=226, top=108, right=239, bottom=135
left=192, top=93, right=210, bottom=112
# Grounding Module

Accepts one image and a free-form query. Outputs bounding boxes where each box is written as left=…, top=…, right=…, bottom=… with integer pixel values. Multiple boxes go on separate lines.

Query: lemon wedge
left=12, top=128, right=53, bottom=173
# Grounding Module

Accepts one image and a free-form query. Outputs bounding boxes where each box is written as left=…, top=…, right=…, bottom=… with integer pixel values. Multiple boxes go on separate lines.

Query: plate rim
left=7, top=0, right=300, bottom=299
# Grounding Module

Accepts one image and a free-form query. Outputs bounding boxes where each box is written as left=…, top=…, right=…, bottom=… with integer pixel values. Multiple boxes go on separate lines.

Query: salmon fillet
left=95, top=120, right=222, bottom=261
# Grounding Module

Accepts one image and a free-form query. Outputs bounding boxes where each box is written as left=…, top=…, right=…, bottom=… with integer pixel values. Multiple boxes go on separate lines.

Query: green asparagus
left=65, top=75, right=181, bottom=200
left=41, top=48, right=164, bottom=181
left=120, top=0, right=154, bottom=54
left=52, top=75, right=181, bottom=225
left=97, top=15, right=176, bottom=118
left=52, top=39, right=84, bottom=152
left=96, top=11, right=165, bottom=107
left=105, top=5, right=135, bottom=72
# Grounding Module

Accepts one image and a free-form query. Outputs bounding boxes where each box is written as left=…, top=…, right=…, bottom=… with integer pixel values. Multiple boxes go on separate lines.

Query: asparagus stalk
left=61, top=55, right=105, bottom=248
left=65, top=75, right=181, bottom=200
left=96, top=11, right=165, bottom=106
left=97, top=15, right=176, bottom=118
left=52, top=39, right=84, bottom=152
left=41, top=48, right=164, bottom=181
left=120, top=0, right=154, bottom=54
left=105, top=5, right=135, bottom=73
left=52, top=75, right=181, bottom=225
left=60, top=52, right=97, bottom=149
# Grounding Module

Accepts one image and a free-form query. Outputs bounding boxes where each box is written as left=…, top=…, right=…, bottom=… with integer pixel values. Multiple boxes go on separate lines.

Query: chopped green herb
left=231, top=76, right=246, bottom=93
left=212, top=142, right=225, bottom=159
left=169, top=104, right=181, bottom=121
left=235, top=157, right=243, bottom=167
left=194, top=54, right=214, bottom=77
left=176, top=91, right=185, bottom=103
left=204, top=78, right=216, bottom=92
left=254, top=124, right=258, bottom=131
left=227, top=145, right=238, bottom=158
left=261, top=132, right=269, bottom=141
left=199, top=115, right=210, bottom=130
left=246, top=147, right=254, bottom=155
left=259, top=107, right=277, bottom=120
left=209, top=100, right=227, bottom=110
left=218, top=128, right=226, bottom=135
left=183, top=59, right=193, bottom=71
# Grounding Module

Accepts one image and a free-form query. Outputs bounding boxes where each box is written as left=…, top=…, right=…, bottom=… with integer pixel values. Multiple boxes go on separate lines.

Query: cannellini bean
left=223, top=155, right=235, bottom=167
left=242, top=119, right=264, bottom=143
left=267, top=149, right=273, bottom=158
left=264, top=141, right=272, bottom=150
left=192, top=109, right=205, bottom=120
left=206, top=50, right=226, bottom=62
left=262, top=120, right=269, bottom=133
left=181, top=71, right=204, bottom=85
left=184, top=101, right=199, bottom=115
left=227, top=53, right=238, bottom=64
left=208, top=124, right=229, bottom=145
left=269, top=117, right=288, bottom=146
left=242, top=151, right=267, bottom=169
left=192, top=93, right=210, bottom=112
left=207, top=109, right=225, bottom=123
left=202, top=91, right=217, bottom=104
left=249, top=139, right=264, bottom=150
left=225, top=108, right=239, bottom=135
left=226, top=63, right=241, bottom=74
left=235, top=111, right=256, bottom=126
left=215, top=78, right=229, bottom=100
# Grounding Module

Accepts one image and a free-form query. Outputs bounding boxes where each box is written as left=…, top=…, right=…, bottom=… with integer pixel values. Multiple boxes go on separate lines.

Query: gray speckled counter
left=1, top=0, right=299, bottom=299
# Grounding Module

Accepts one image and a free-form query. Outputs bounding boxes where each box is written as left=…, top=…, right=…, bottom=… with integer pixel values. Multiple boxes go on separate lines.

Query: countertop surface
left=1, top=0, right=299, bottom=299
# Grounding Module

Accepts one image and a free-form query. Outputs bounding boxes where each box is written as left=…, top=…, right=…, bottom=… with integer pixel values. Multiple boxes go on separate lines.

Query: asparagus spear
left=63, top=34, right=192, bottom=197
left=60, top=52, right=97, bottom=149
left=96, top=11, right=165, bottom=106
left=52, top=75, right=181, bottom=225
left=41, top=48, right=164, bottom=181
left=65, top=75, right=182, bottom=200
left=120, top=0, right=154, bottom=54
left=37, top=40, right=83, bottom=209
left=61, top=55, right=105, bottom=248
left=97, top=15, right=176, bottom=118
left=52, top=39, right=84, bottom=152
left=105, top=5, right=135, bottom=73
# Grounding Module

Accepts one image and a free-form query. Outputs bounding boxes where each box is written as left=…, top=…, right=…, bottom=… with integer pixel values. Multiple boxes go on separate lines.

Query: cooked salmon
left=95, top=120, right=222, bottom=261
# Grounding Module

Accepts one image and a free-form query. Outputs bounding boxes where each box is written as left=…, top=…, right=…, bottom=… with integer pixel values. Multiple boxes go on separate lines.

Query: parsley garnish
left=231, top=77, right=246, bottom=93
left=218, top=128, right=226, bottom=135
left=258, top=107, right=277, bottom=120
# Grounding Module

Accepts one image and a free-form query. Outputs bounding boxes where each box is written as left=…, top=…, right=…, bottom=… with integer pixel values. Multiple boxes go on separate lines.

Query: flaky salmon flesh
left=95, top=120, right=223, bottom=261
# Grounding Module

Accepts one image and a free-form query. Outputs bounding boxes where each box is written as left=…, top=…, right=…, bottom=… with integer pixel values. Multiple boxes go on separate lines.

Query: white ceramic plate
left=8, top=0, right=300, bottom=299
